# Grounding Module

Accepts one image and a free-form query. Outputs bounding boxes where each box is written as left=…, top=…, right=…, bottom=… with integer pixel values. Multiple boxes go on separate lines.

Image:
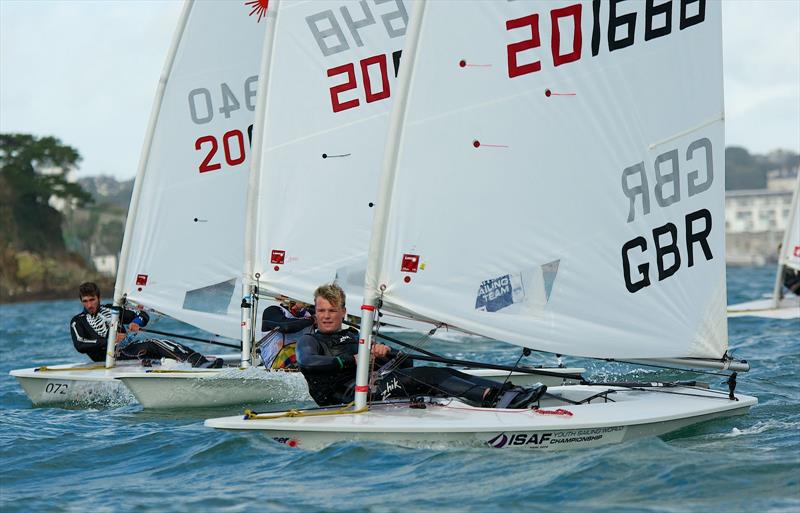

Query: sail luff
left=238, top=0, right=281, bottom=366
left=354, top=0, right=428, bottom=410
left=242, top=0, right=280, bottom=294
left=106, top=0, right=194, bottom=368
left=771, top=175, right=800, bottom=305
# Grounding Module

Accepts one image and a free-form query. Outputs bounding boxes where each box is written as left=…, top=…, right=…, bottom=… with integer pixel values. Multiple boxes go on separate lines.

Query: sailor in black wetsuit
left=784, top=267, right=800, bottom=296
left=296, top=283, right=545, bottom=408
left=70, top=282, right=220, bottom=367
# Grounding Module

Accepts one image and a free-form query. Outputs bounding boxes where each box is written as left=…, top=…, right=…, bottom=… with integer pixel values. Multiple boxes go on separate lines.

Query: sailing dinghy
left=10, top=0, right=279, bottom=407
left=728, top=175, right=800, bottom=319
left=206, top=0, right=756, bottom=449
left=120, top=0, right=583, bottom=409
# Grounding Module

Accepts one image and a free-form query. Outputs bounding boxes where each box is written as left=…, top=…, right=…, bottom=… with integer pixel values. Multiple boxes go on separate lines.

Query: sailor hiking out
left=70, top=282, right=221, bottom=367
left=295, top=283, right=546, bottom=408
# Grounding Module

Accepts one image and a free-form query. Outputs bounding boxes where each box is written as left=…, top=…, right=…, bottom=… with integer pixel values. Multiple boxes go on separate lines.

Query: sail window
left=183, top=279, right=236, bottom=315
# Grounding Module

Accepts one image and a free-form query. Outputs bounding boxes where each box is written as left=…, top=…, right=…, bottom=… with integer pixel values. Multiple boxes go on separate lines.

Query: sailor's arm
left=120, top=305, right=149, bottom=331
left=70, top=315, right=105, bottom=354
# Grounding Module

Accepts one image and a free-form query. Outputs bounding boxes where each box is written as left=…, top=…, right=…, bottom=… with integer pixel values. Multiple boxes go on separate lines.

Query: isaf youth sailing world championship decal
left=487, top=427, right=626, bottom=449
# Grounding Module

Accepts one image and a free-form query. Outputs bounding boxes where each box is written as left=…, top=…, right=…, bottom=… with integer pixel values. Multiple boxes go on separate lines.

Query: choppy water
left=1, top=266, right=798, bottom=513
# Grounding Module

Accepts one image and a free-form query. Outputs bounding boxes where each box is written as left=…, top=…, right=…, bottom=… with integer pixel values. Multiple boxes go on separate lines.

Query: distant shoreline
left=0, top=290, right=76, bottom=305
left=0, top=277, right=115, bottom=306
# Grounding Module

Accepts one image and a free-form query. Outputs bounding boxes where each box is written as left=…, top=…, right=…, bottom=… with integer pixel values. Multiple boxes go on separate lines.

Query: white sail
left=247, top=0, right=410, bottom=314
left=204, top=1, right=756, bottom=446
left=366, top=0, right=727, bottom=360
left=115, top=0, right=267, bottom=339
left=777, top=176, right=800, bottom=273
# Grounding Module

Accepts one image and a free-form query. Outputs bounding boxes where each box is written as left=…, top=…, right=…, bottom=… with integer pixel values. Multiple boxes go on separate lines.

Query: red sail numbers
left=506, top=0, right=706, bottom=79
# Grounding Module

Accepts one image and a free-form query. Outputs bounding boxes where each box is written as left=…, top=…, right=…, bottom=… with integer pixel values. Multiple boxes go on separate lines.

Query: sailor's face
left=81, top=295, right=100, bottom=315
left=315, top=297, right=345, bottom=334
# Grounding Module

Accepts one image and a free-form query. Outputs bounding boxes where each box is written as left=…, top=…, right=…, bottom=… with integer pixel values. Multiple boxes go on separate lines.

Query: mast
left=770, top=174, right=800, bottom=307
left=106, top=0, right=193, bottom=369
left=240, top=0, right=281, bottom=367
left=354, top=0, right=427, bottom=410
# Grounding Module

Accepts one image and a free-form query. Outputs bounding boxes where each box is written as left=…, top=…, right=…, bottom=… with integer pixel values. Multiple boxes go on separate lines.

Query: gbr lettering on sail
left=504, top=0, right=715, bottom=294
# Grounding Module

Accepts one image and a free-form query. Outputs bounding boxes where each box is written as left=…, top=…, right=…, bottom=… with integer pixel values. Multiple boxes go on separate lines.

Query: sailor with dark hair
left=70, top=282, right=221, bottom=367
left=295, top=283, right=546, bottom=408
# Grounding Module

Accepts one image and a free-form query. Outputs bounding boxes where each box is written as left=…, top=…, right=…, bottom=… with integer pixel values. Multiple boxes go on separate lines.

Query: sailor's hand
left=371, top=344, right=390, bottom=358
left=115, top=332, right=126, bottom=343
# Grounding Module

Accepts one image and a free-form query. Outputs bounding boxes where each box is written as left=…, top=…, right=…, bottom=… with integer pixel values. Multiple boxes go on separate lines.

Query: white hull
left=204, top=385, right=757, bottom=451
left=10, top=362, right=141, bottom=407
left=12, top=358, right=582, bottom=410
left=8, top=354, right=242, bottom=407
left=727, top=296, right=800, bottom=319
left=117, top=367, right=584, bottom=409
left=118, top=368, right=312, bottom=409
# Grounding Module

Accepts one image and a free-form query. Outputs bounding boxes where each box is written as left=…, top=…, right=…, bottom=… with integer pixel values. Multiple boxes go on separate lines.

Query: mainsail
left=203, top=1, right=756, bottom=445
left=363, top=0, right=728, bottom=360
left=771, top=175, right=800, bottom=301
left=114, top=1, right=267, bottom=339
left=244, top=0, right=410, bottom=314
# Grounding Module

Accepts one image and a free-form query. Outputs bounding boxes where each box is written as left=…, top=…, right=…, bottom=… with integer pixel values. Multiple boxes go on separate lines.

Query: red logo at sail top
left=244, top=0, right=269, bottom=23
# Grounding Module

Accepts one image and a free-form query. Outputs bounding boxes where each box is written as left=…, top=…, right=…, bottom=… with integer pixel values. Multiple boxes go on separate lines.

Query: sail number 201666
left=505, top=0, right=706, bottom=78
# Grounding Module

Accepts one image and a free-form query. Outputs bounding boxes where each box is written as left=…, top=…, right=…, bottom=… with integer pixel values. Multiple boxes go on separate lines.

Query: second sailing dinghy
left=121, top=0, right=582, bottom=409
left=206, top=0, right=756, bottom=449
left=728, top=175, right=800, bottom=319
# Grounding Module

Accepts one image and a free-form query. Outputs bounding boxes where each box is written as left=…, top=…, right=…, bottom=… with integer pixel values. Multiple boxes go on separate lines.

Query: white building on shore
left=725, top=166, right=798, bottom=266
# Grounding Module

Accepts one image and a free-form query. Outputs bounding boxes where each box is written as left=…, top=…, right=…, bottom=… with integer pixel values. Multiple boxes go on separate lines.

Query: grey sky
left=1, top=0, right=799, bottom=180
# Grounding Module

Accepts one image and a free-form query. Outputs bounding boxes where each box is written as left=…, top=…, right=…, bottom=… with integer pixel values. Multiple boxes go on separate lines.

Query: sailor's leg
left=376, top=366, right=505, bottom=405
left=119, top=339, right=212, bottom=366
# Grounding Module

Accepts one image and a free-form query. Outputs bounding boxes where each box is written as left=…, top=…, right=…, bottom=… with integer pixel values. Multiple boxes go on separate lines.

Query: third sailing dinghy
left=10, top=0, right=286, bottom=407
left=121, top=0, right=582, bottom=409
left=728, top=175, right=800, bottom=319
left=206, top=0, right=756, bottom=449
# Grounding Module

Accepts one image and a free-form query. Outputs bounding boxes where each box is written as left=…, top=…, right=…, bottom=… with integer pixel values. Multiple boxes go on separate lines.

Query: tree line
left=1, top=132, right=797, bottom=301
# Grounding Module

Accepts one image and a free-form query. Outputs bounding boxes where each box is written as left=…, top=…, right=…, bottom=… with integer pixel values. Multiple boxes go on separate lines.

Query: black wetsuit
left=69, top=304, right=211, bottom=366
left=296, top=328, right=506, bottom=407
left=784, top=268, right=800, bottom=295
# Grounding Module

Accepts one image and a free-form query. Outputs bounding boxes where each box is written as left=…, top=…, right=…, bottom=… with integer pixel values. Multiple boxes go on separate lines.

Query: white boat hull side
left=727, top=297, right=800, bottom=319
left=204, top=386, right=757, bottom=451
left=9, top=364, right=141, bottom=407
left=118, top=369, right=311, bottom=409
left=117, top=367, right=584, bottom=409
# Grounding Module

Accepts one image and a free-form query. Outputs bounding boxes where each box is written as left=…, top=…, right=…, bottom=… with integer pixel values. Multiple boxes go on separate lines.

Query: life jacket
left=258, top=305, right=314, bottom=370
